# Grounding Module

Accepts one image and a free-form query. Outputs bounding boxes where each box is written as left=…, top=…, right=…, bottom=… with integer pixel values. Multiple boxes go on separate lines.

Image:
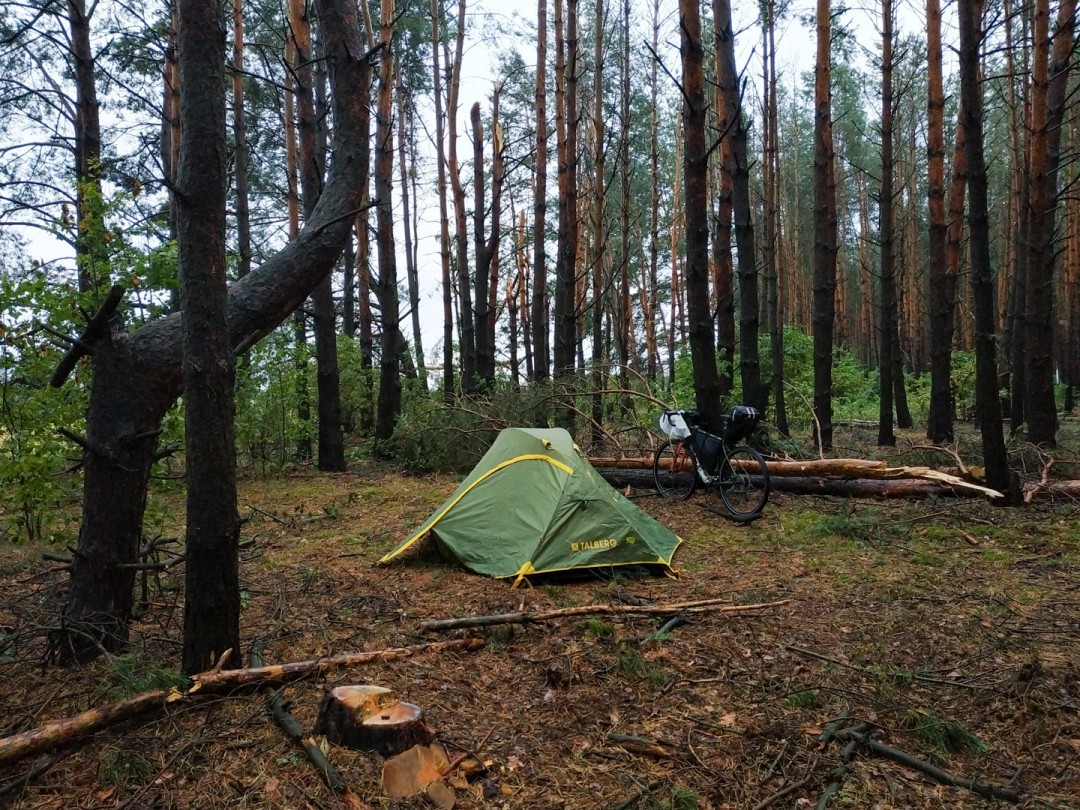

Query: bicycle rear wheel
left=653, top=439, right=697, bottom=500
left=716, top=445, right=770, bottom=520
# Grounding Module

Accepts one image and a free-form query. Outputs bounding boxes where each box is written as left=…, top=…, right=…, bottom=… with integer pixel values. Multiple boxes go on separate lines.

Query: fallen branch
left=0, top=689, right=170, bottom=770
left=836, top=727, right=1021, bottom=803
left=419, top=598, right=789, bottom=632
left=249, top=643, right=348, bottom=796
left=187, top=637, right=485, bottom=694
left=607, top=733, right=682, bottom=760
left=0, top=638, right=485, bottom=770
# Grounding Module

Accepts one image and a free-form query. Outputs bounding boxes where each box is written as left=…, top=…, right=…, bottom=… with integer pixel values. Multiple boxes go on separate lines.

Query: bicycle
left=653, top=406, right=771, bottom=521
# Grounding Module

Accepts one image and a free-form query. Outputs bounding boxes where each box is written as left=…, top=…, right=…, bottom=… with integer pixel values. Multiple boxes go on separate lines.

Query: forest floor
left=1, top=426, right=1079, bottom=810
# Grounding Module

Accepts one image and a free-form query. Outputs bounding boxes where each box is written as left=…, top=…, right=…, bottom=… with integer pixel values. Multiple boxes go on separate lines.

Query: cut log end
left=315, top=686, right=435, bottom=756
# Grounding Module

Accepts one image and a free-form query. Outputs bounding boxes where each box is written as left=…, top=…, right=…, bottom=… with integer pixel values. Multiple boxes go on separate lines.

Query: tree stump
left=315, top=685, right=436, bottom=756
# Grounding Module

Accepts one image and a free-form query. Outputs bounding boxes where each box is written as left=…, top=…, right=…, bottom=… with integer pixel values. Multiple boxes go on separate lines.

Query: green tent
left=379, top=428, right=682, bottom=585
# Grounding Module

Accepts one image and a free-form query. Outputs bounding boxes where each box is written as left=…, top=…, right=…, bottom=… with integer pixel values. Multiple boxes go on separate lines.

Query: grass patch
left=786, top=690, right=818, bottom=709
left=616, top=646, right=668, bottom=686
left=98, top=746, right=155, bottom=786
left=582, top=618, right=612, bottom=638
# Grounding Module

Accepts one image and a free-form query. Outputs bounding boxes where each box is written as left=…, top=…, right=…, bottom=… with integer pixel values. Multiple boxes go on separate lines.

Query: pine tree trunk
left=553, top=0, right=580, bottom=428
left=680, top=0, right=723, bottom=431
left=812, top=0, right=838, bottom=450
left=958, top=0, right=1018, bottom=501
left=398, top=82, right=426, bottom=389
left=429, top=0, right=455, bottom=398
left=532, top=0, right=550, bottom=383
left=878, top=0, right=896, bottom=447
left=232, top=0, right=251, bottom=282
left=1024, top=0, right=1075, bottom=445
left=710, top=0, right=735, bottom=398
left=374, top=0, right=400, bottom=445
left=926, top=0, right=953, bottom=443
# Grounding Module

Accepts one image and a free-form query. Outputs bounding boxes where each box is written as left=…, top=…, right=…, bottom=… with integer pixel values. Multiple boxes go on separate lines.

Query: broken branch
left=50, top=284, right=124, bottom=388
left=419, top=599, right=788, bottom=632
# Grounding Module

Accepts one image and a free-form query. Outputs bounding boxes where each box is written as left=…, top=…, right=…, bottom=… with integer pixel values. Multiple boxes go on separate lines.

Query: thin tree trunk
left=878, top=0, right=896, bottom=447
left=711, top=0, right=735, bottom=398
left=646, top=0, right=661, bottom=384
left=446, top=0, right=473, bottom=392
left=926, top=0, right=953, bottom=442
left=374, top=0, right=400, bottom=445
left=590, top=0, right=606, bottom=442
left=429, top=0, right=455, bottom=398
left=532, top=0, right=550, bottom=383
left=763, top=0, right=787, bottom=435
left=553, top=0, right=580, bottom=427
left=398, top=78, right=426, bottom=389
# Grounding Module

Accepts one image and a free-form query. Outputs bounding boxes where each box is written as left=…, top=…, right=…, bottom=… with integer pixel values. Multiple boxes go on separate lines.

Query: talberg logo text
left=570, top=538, right=620, bottom=553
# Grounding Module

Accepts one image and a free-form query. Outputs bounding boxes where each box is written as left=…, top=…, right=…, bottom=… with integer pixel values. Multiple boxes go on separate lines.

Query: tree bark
left=926, top=0, right=953, bottom=443
left=175, top=0, right=239, bottom=675
left=532, top=0, right=550, bottom=383
left=68, top=0, right=106, bottom=293
left=958, top=0, right=1019, bottom=501
left=429, top=0, right=455, bottom=398
left=763, top=0, right=787, bottom=435
left=472, top=94, right=504, bottom=387
left=446, top=0, right=474, bottom=392
left=231, top=0, right=251, bottom=282
left=52, top=0, right=371, bottom=663
left=715, top=0, right=763, bottom=416
left=553, top=0, right=580, bottom=428
left=1024, top=0, right=1075, bottom=445
left=398, top=77, right=427, bottom=390
left=813, top=0, right=838, bottom=451
left=373, top=0, right=401, bottom=446
left=680, top=0, right=723, bottom=432
left=878, top=0, right=896, bottom=447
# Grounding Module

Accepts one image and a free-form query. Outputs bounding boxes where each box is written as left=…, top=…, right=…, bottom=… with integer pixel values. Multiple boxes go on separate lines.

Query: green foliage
left=901, top=709, right=988, bottom=755
left=615, top=646, right=668, bottom=686
left=96, top=653, right=188, bottom=700
left=582, top=618, right=612, bottom=639
left=785, top=690, right=818, bottom=709
left=641, top=787, right=701, bottom=810
left=98, top=746, right=155, bottom=786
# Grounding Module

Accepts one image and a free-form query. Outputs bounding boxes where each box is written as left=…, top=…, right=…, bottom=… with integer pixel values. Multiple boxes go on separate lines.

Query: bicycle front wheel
left=716, top=445, right=770, bottom=520
left=653, top=439, right=697, bottom=500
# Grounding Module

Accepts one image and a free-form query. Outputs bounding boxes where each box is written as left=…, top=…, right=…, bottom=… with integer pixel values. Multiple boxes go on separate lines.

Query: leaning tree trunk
left=52, top=0, right=371, bottom=664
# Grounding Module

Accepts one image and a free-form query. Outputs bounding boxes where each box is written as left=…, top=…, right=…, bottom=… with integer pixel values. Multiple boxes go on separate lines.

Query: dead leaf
left=96, top=788, right=117, bottom=802
left=500, top=783, right=515, bottom=796
left=718, top=713, right=737, bottom=728
left=264, top=777, right=280, bottom=794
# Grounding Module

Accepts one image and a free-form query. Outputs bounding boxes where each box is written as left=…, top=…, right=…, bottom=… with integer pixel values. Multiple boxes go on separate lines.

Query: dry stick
left=442, top=726, right=495, bottom=776
left=607, top=733, right=682, bottom=760
left=0, top=638, right=485, bottom=770
left=784, top=644, right=993, bottom=690
left=611, top=778, right=670, bottom=810
left=249, top=642, right=347, bottom=796
left=0, top=755, right=59, bottom=798
left=419, top=599, right=789, bottom=632
left=817, top=723, right=870, bottom=810
left=836, top=727, right=1022, bottom=803
left=751, top=758, right=818, bottom=810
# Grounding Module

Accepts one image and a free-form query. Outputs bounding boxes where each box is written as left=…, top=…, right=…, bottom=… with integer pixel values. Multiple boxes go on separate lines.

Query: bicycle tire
left=653, top=439, right=697, bottom=500
left=716, top=444, right=770, bottom=520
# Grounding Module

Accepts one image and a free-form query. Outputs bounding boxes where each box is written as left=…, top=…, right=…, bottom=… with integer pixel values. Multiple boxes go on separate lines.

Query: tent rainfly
left=379, top=428, right=682, bottom=585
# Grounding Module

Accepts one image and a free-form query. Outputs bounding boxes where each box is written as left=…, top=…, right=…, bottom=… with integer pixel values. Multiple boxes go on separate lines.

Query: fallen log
left=0, top=638, right=484, bottom=770
left=419, top=598, right=788, bottom=632
left=590, top=458, right=1002, bottom=497
left=596, top=468, right=994, bottom=500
